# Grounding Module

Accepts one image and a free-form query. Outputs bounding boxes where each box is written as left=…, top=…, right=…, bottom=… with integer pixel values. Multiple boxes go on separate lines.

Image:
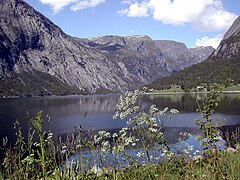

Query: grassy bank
left=150, top=84, right=240, bottom=95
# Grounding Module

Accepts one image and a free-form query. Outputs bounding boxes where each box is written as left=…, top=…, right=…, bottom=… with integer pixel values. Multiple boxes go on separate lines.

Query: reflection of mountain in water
left=1, top=94, right=240, bottom=146
left=142, top=94, right=240, bottom=115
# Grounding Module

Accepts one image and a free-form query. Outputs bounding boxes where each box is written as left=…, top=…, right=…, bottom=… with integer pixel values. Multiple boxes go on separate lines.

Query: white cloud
left=119, top=0, right=237, bottom=32
left=118, top=2, right=149, bottom=17
left=195, top=34, right=223, bottom=48
left=71, top=0, right=106, bottom=11
left=120, top=0, right=132, bottom=5
left=39, top=0, right=106, bottom=13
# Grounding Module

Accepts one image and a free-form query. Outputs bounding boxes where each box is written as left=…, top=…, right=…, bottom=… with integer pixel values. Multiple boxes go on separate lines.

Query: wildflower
left=91, top=165, right=103, bottom=177
left=112, top=133, right=118, bottom=138
left=137, top=152, right=144, bottom=158
left=149, top=127, right=157, bottom=133
left=98, top=131, right=106, bottom=136
left=170, top=108, right=179, bottom=114
left=150, top=105, right=158, bottom=114
left=76, top=144, right=82, bottom=149
left=153, top=123, right=158, bottom=127
left=183, top=149, right=189, bottom=154
left=104, top=132, right=111, bottom=138
left=193, top=150, right=200, bottom=155
left=61, top=149, right=67, bottom=154
left=167, top=152, right=174, bottom=159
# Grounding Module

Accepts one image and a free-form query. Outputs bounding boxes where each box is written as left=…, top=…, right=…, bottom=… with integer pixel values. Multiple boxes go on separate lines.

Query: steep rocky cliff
left=0, top=0, right=130, bottom=94
left=0, top=0, right=214, bottom=96
left=80, top=36, right=214, bottom=77
left=211, top=16, right=240, bottom=59
left=189, top=46, right=215, bottom=61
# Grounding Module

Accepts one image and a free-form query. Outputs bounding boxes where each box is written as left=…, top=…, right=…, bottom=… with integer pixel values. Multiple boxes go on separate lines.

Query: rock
left=210, top=16, right=240, bottom=59
left=189, top=46, right=215, bottom=61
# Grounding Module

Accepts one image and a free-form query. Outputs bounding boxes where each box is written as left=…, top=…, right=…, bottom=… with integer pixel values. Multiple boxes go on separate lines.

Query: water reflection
left=0, top=93, right=240, bottom=145
left=142, top=93, right=240, bottom=114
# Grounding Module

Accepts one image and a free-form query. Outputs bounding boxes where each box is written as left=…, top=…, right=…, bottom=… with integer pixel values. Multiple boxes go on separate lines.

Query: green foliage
left=148, top=57, right=240, bottom=91
left=196, top=83, right=224, bottom=149
left=0, top=70, right=83, bottom=97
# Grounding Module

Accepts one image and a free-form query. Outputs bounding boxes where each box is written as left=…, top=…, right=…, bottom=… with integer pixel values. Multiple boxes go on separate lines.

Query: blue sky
left=24, top=0, right=240, bottom=48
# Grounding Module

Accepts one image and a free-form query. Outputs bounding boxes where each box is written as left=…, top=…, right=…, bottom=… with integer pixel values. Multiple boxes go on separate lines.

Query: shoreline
left=1, top=90, right=240, bottom=99
left=147, top=90, right=240, bottom=95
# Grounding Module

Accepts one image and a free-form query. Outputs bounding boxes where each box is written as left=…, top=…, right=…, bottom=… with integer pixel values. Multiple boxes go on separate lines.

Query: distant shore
left=1, top=90, right=240, bottom=99
left=147, top=90, right=240, bottom=95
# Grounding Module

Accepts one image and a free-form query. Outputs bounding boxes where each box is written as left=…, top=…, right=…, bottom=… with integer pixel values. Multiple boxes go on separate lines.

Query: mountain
left=210, top=16, right=240, bottom=59
left=0, top=0, right=134, bottom=96
left=79, top=36, right=214, bottom=83
left=0, top=0, right=214, bottom=96
left=80, top=37, right=213, bottom=73
left=189, top=46, right=215, bottom=61
left=149, top=16, right=240, bottom=91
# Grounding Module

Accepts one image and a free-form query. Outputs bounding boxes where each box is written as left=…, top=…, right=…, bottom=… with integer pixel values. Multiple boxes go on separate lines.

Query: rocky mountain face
left=79, top=36, right=214, bottom=79
left=189, top=46, right=215, bottom=61
left=154, top=40, right=214, bottom=72
left=0, top=0, right=214, bottom=96
left=0, top=0, right=130, bottom=94
left=211, top=16, right=240, bottom=59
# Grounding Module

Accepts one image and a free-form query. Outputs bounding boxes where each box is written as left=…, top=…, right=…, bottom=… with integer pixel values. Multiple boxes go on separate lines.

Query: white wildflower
left=61, top=149, right=67, bottom=154
left=193, top=150, right=200, bottom=155
left=149, top=127, right=157, bottom=133
left=137, top=151, right=144, bottom=158
left=112, top=133, right=118, bottom=138
left=150, top=105, right=158, bottom=114
left=170, top=108, right=179, bottom=114
left=183, top=149, right=189, bottom=154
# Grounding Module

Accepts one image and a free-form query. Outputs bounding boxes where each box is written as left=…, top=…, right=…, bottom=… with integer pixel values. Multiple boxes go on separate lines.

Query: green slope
left=0, top=71, right=83, bottom=97
left=148, top=57, right=240, bottom=91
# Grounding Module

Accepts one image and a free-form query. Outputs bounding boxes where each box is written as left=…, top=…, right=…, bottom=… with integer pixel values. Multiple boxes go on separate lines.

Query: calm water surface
left=0, top=93, right=240, bottom=145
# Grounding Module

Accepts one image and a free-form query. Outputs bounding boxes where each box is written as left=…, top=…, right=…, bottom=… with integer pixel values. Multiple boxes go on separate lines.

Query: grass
left=150, top=84, right=240, bottom=94
left=151, top=86, right=184, bottom=94
left=223, top=84, right=240, bottom=91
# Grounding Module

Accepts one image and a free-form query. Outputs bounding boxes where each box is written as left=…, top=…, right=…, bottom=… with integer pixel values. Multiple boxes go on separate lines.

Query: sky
left=24, top=0, right=240, bottom=48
